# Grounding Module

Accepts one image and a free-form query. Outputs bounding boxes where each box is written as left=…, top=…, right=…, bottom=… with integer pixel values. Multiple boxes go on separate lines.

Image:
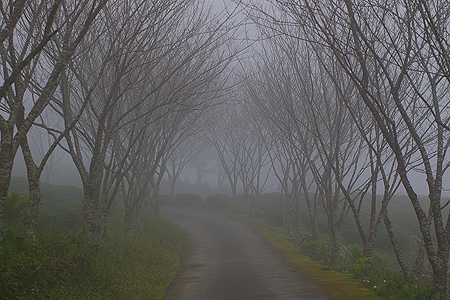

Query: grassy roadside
left=2, top=179, right=188, bottom=299
left=229, top=212, right=380, bottom=300
left=0, top=214, right=187, bottom=299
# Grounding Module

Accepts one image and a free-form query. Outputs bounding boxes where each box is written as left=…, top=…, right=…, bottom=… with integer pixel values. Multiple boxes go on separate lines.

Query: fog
left=2, top=0, right=450, bottom=295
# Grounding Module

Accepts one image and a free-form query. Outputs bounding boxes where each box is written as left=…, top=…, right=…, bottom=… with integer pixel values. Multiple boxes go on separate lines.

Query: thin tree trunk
left=98, top=206, right=108, bottom=241
left=83, top=188, right=99, bottom=244
left=150, top=185, right=160, bottom=214
left=20, top=138, right=41, bottom=221
left=133, top=198, right=145, bottom=230
left=0, top=150, right=14, bottom=247
left=304, top=187, right=319, bottom=240
left=124, top=208, right=133, bottom=234
left=384, top=209, right=410, bottom=279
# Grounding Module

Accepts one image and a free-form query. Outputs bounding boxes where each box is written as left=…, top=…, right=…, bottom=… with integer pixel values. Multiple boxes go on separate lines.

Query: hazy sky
left=10, top=0, right=446, bottom=198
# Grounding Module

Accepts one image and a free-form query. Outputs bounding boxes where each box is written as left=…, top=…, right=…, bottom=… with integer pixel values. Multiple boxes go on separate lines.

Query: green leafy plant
left=297, top=235, right=330, bottom=265
left=5, top=193, right=31, bottom=220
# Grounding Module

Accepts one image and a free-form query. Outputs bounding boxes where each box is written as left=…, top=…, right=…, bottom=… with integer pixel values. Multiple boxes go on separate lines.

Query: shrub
left=7, top=178, right=84, bottom=231
left=334, top=246, right=439, bottom=300
left=259, top=193, right=284, bottom=225
left=206, top=194, right=231, bottom=210
left=228, top=196, right=250, bottom=214
left=157, top=194, right=172, bottom=205
left=174, top=193, right=204, bottom=206
left=296, top=235, right=330, bottom=265
left=5, top=193, right=31, bottom=220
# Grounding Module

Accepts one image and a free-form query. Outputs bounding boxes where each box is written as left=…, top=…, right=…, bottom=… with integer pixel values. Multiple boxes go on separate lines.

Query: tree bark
left=383, top=208, right=410, bottom=279
left=0, top=122, right=15, bottom=246
left=20, top=138, right=40, bottom=221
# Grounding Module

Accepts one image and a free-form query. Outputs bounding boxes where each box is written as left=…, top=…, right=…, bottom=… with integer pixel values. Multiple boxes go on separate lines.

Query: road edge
left=230, top=212, right=381, bottom=300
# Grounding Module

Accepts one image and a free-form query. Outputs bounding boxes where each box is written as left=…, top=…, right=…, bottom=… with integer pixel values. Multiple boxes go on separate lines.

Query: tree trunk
left=169, top=178, right=176, bottom=199
left=433, top=260, right=448, bottom=299
left=231, top=183, right=237, bottom=198
left=20, top=138, right=41, bottom=222
left=0, top=157, right=13, bottom=245
left=363, top=158, right=380, bottom=258
left=325, top=182, right=341, bottom=265
left=384, top=209, right=410, bottom=279
left=412, top=240, right=426, bottom=280
left=304, top=187, right=319, bottom=240
left=124, top=207, right=133, bottom=234
left=295, top=196, right=302, bottom=234
left=150, top=185, right=160, bottom=214
left=0, top=122, right=17, bottom=247
left=83, top=190, right=99, bottom=244
left=133, top=199, right=145, bottom=230
left=328, top=222, right=341, bottom=265
left=98, top=206, right=108, bottom=241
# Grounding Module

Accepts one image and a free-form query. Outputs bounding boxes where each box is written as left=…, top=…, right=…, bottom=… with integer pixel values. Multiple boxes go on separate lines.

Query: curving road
left=161, top=205, right=332, bottom=300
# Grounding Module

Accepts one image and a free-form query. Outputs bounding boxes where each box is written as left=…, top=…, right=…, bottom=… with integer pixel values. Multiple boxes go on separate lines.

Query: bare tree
left=416, top=0, right=450, bottom=93
left=61, top=0, right=195, bottom=242
left=59, top=0, right=237, bottom=242
left=245, top=38, right=321, bottom=240
left=167, top=134, right=207, bottom=199
left=188, top=146, right=215, bottom=186
left=0, top=0, right=107, bottom=245
left=206, top=100, right=242, bottom=198
left=270, top=0, right=450, bottom=296
left=236, top=101, right=272, bottom=209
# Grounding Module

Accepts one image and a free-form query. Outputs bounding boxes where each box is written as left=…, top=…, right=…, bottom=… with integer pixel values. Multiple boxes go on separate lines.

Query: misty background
left=3, top=0, right=450, bottom=297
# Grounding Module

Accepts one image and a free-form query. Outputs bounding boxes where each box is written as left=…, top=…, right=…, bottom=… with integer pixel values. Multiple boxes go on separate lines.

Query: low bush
left=335, top=246, right=440, bottom=300
left=258, top=193, right=284, bottom=226
left=227, top=196, right=250, bottom=214
left=157, top=194, right=173, bottom=205
left=296, top=235, right=330, bottom=265
left=206, top=194, right=231, bottom=210
left=173, top=193, right=204, bottom=206
left=346, top=261, right=436, bottom=299
left=7, top=178, right=84, bottom=231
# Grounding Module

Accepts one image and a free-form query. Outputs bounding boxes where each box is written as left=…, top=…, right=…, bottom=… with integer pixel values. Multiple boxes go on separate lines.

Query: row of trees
left=3, top=0, right=450, bottom=297
left=0, top=0, right=240, bottom=244
left=226, top=0, right=450, bottom=298
left=168, top=0, right=450, bottom=298
left=0, top=0, right=109, bottom=245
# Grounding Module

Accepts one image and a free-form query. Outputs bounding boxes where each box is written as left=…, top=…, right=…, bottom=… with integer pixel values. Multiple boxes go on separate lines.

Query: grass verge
left=0, top=215, right=187, bottom=299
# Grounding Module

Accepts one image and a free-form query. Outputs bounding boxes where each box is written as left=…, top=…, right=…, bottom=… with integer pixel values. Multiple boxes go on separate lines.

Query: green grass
left=103, top=214, right=187, bottom=299
left=0, top=214, right=186, bottom=299
left=2, top=178, right=187, bottom=299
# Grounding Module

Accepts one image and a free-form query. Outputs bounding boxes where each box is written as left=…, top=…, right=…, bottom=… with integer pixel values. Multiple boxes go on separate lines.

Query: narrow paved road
left=161, top=206, right=332, bottom=300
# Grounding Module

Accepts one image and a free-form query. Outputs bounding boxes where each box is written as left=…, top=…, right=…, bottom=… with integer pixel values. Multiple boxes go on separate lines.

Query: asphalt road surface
left=161, top=205, right=332, bottom=300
